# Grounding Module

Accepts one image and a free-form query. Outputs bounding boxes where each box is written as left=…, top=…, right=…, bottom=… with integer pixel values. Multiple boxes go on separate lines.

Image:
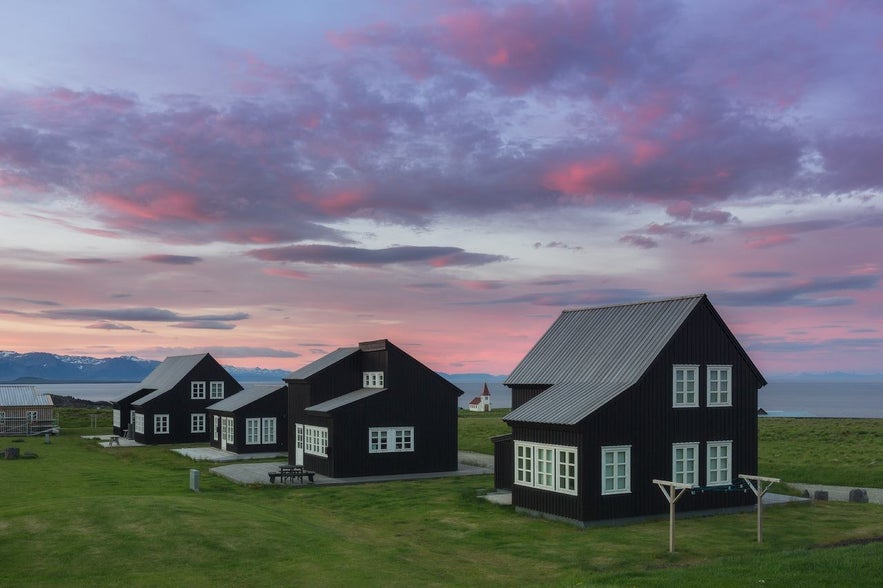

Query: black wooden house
left=124, top=353, right=243, bottom=445
left=285, top=339, right=463, bottom=477
left=493, top=294, right=766, bottom=525
left=206, top=383, right=287, bottom=454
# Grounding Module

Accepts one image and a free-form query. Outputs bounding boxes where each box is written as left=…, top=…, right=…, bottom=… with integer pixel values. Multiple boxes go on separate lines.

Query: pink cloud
left=262, top=267, right=311, bottom=280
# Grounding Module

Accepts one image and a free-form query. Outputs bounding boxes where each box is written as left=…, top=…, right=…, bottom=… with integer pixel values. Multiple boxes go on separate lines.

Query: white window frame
left=514, top=441, right=578, bottom=496
left=26, top=410, right=38, bottom=422
left=707, top=440, right=732, bottom=486
left=191, top=381, right=206, bottom=399
left=363, top=371, right=384, bottom=388
left=515, top=442, right=533, bottom=486
left=191, top=413, right=206, bottom=434
left=222, top=416, right=234, bottom=444
left=707, top=365, right=732, bottom=407
left=209, top=381, right=224, bottom=399
left=673, top=442, right=699, bottom=485
left=368, top=427, right=414, bottom=453
left=245, top=418, right=261, bottom=445
left=113, top=409, right=121, bottom=428
left=154, top=414, right=169, bottom=435
left=673, top=365, right=699, bottom=407
left=601, top=445, right=631, bottom=495
left=212, top=415, right=219, bottom=441
left=304, top=425, right=328, bottom=457
left=557, top=447, right=578, bottom=494
left=134, top=413, right=144, bottom=434
left=535, top=446, right=555, bottom=490
left=262, top=418, right=276, bottom=444
left=0, top=411, right=5, bottom=423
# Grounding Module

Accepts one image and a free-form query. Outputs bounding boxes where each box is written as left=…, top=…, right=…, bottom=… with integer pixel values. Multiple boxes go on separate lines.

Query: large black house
left=285, top=339, right=463, bottom=478
left=120, top=353, right=243, bottom=444
left=493, top=294, right=766, bottom=525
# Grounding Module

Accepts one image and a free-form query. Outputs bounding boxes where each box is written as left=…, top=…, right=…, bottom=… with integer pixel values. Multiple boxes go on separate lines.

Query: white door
left=295, top=423, right=304, bottom=465
left=220, top=417, right=228, bottom=451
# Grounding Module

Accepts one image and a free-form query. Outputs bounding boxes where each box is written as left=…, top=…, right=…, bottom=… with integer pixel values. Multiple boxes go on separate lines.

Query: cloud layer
left=0, top=0, right=881, bottom=375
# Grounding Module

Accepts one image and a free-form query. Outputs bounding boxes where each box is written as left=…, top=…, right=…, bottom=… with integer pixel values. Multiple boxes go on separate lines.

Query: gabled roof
left=207, top=383, right=286, bottom=413
left=505, top=294, right=746, bottom=425
left=305, top=387, right=385, bottom=414
left=0, top=385, right=53, bottom=406
left=131, top=353, right=210, bottom=406
left=469, top=396, right=482, bottom=405
left=285, top=347, right=359, bottom=380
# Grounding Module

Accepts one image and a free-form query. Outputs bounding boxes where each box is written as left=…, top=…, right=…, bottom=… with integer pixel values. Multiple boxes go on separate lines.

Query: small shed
left=207, top=383, right=287, bottom=454
left=0, top=385, right=58, bottom=436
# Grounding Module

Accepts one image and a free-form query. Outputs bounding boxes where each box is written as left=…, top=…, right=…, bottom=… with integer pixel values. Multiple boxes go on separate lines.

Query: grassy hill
left=0, top=411, right=881, bottom=586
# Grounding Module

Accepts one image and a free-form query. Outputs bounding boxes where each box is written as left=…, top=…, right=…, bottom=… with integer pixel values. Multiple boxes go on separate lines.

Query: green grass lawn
left=0, top=413, right=881, bottom=586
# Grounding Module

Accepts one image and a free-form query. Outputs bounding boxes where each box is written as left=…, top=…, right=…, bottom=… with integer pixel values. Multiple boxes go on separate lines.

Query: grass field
left=0, top=410, right=881, bottom=586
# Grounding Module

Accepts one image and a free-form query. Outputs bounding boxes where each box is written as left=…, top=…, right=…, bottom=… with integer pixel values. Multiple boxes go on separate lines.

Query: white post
left=653, top=479, right=694, bottom=553
left=739, top=474, right=780, bottom=543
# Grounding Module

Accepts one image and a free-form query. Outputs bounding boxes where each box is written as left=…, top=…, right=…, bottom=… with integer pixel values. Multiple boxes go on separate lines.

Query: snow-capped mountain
left=0, top=351, right=289, bottom=383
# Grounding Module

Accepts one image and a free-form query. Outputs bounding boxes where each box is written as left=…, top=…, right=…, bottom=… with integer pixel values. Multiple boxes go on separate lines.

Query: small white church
left=467, top=383, right=492, bottom=412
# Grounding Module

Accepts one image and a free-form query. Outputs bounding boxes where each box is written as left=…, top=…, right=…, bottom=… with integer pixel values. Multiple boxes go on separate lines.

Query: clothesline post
left=653, top=479, right=694, bottom=553
left=739, top=474, right=780, bottom=543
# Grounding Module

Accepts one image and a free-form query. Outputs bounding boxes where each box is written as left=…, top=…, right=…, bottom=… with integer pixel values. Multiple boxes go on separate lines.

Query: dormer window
left=363, top=371, right=384, bottom=388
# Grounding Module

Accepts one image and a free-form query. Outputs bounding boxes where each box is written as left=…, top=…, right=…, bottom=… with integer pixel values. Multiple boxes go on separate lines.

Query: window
left=0, top=411, right=5, bottom=423
left=154, top=414, right=169, bottom=435
left=515, top=443, right=533, bottom=485
left=212, top=415, right=219, bottom=441
left=601, top=445, right=631, bottom=495
left=707, top=366, right=732, bottom=406
left=535, top=446, right=555, bottom=490
left=113, top=410, right=121, bottom=428
left=558, top=448, right=578, bottom=494
left=262, top=418, right=277, bottom=444
left=246, top=418, right=260, bottom=445
left=707, top=441, right=732, bottom=486
left=673, top=365, right=699, bottom=407
left=514, top=442, right=578, bottom=496
left=369, top=427, right=414, bottom=453
left=673, top=442, right=699, bottom=485
left=191, top=413, right=205, bottom=433
left=191, top=381, right=206, bottom=399
left=304, top=425, right=328, bottom=457
left=210, top=381, right=224, bottom=399
left=26, top=410, right=38, bottom=422
left=134, top=413, right=144, bottom=434
left=363, top=371, right=384, bottom=388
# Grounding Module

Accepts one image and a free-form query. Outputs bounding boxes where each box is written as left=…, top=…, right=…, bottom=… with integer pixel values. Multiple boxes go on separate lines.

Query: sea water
left=32, top=380, right=883, bottom=418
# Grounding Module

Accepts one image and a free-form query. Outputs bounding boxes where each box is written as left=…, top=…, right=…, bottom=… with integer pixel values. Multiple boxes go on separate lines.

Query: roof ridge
left=561, top=293, right=705, bottom=314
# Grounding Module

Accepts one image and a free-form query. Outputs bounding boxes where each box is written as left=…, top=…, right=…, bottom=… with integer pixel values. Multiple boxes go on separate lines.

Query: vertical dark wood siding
left=287, top=341, right=460, bottom=477
left=112, top=389, right=152, bottom=436
left=506, top=299, right=763, bottom=523
left=510, top=385, right=550, bottom=410
left=132, top=355, right=243, bottom=445
left=492, top=434, right=513, bottom=490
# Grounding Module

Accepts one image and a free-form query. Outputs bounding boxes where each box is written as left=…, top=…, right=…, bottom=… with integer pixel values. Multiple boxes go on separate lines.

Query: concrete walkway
left=211, top=458, right=493, bottom=486
left=172, top=446, right=284, bottom=462
left=786, top=483, right=883, bottom=505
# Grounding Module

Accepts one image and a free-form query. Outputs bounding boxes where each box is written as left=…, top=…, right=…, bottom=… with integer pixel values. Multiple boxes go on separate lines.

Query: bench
left=268, top=465, right=315, bottom=484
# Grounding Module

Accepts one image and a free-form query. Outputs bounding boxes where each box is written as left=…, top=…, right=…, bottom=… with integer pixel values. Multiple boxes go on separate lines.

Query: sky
left=1, top=0, right=881, bottom=378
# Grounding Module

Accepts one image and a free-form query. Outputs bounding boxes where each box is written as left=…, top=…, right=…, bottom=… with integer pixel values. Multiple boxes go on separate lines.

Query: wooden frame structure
left=739, top=474, right=780, bottom=543
left=653, top=479, right=695, bottom=552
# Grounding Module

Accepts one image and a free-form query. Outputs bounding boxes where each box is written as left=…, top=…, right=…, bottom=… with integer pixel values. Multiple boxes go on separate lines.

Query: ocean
left=32, top=380, right=883, bottom=418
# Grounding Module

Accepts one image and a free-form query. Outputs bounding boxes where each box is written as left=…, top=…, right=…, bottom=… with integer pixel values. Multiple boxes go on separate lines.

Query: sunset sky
left=1, top=0, right=881, bottom=378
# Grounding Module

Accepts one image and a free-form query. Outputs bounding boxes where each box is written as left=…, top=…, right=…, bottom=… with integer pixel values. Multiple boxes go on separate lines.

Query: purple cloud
left=249, top=244, right=507, bottom=267
left=141, top=254, right=203, bottom=265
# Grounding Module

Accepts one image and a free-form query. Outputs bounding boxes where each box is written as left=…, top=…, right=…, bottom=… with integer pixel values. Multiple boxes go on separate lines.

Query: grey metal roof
left=131, top=354, right=209, bottom=406
left=504, top=294, right=704, bottom=424
left=0, top=385, right=53, bottom=406
left=305, top=388, right=384, bottom=414
left=286, top=347, right=359, bottom=380
left=206, top=383, right=286, bottom=412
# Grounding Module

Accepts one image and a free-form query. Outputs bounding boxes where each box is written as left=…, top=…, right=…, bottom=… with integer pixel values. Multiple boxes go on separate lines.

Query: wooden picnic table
left=268, top=464, right=315, bottom=484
